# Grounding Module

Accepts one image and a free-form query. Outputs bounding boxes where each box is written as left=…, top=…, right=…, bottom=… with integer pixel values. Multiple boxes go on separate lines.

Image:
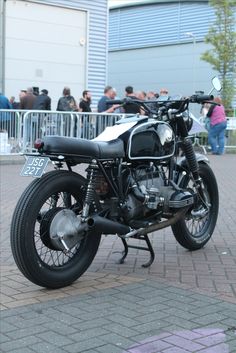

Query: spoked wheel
left=172, top=163, right=219, bottom=250
left=11, top=170, right=101, bottom=288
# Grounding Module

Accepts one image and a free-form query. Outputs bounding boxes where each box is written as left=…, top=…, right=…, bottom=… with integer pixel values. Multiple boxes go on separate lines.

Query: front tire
left=171, top=163, right=219, bottom=250
left=11, top=170, right=101, bottom=289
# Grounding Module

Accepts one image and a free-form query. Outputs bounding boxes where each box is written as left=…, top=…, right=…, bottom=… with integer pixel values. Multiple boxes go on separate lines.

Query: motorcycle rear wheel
left=171, top=163, right=219, bottom=250
left=10, top=170, right=101, bottom=289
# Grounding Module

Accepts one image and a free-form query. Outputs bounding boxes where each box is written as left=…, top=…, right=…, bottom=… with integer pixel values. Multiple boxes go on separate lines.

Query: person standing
left=207, top=97, right=227, bottom=155
left=0, top=93, right=12, bottom=109
left=122, top=86, right=140, bottom=114
left=20, top=87, right=36, bottom=110
left=19, top=87, right=36, bottom=110
left=57, top=87, right=77, bottom=112
left=158, top=88, right=169, bottom=101
left=97, top=86, right=119, bottom=113
left=79, top=90, right=92, bottom=112
left=33, top=89, right=51, bottom=110
left=0, top=93, right=12, bottom=133
left=9, top=96, right=19, bottom=109
left=78, top=90, right=92, bottom=138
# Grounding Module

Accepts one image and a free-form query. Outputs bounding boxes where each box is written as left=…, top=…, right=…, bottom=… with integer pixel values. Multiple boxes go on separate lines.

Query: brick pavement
left=0, top=155, right=236, bottom=352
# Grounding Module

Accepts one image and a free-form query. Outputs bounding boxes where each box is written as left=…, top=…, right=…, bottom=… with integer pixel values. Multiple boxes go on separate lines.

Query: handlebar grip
left=106, top=100, right=123, bottom=105
left=192, top=95, right=214, bottom=103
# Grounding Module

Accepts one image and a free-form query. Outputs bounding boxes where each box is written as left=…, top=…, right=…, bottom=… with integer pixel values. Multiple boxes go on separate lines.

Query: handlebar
left=106, top=99, right=124, bottom=105
left=190, top=94, right=214, bottom=103
left=106, top=94, right=216, bottom=116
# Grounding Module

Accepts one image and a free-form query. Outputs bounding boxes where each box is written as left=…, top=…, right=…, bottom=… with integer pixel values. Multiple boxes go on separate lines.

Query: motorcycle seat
left=41, top=136, right=125, bottom=159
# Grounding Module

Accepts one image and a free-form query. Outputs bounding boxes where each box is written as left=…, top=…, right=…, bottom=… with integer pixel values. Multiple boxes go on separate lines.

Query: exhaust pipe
left=87, top=215, right=130, bottom=235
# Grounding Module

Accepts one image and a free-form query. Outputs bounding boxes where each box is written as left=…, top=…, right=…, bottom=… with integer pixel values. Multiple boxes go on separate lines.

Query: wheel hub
left=50, top=209, right=85, bottom=251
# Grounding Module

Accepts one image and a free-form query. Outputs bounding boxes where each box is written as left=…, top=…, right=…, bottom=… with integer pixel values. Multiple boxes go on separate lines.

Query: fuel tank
left=127, top=121, right=175, bottom=160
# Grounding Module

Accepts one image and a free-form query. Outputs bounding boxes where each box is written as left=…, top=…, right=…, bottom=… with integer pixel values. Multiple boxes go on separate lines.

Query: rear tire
left=171, top=163, right=219, bottom=250
left=11, top=170, right=101, bottom=289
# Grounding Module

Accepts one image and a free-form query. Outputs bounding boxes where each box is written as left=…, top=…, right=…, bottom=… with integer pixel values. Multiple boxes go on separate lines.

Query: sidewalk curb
left=0, top=154, right=25, bottom=165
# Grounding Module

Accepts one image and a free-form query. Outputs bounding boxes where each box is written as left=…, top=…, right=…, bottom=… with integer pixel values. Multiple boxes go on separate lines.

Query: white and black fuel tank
left=127, top=121, right=175, bottom=160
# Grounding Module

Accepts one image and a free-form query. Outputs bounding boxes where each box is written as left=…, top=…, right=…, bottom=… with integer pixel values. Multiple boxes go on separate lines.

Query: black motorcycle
left=11, top=83, right=220, bottom=289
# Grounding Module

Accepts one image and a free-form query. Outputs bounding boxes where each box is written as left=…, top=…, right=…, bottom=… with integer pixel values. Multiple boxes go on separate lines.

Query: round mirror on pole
left=212, top=77, right=222, bottom=91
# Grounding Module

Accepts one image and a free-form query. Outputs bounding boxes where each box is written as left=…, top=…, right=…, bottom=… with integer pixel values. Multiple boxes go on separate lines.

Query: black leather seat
left=42, top=136, right=125, bottom=159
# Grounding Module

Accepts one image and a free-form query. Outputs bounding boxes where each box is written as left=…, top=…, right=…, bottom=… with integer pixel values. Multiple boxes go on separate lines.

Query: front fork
left=181, top=138, right=209, bottom=211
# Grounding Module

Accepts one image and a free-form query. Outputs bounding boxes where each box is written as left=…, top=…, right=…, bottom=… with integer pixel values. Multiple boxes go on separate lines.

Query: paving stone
left=71, top=317, right=110, bottom=331
left=97, top=343, right=128, bottom=353
left=63, top=338, right=105, bottom=353
left=103, top=323, right=139, bottom=338
left=128, top=339, right=172, bottom=352
left=37, top=331, right=72, bottom=347
left=0, top=321, right=18, bottom=333
left=70, top=327, right=109, bottom=342
left=0, top=332, right=11, bottom=343
left=1, top=335, right=42, bottom=352
left=99, top=332, right=137, bottom=349
left=192, top=313, right=226, bottom=325
left=106, top=314, right=139, bottom=327
left=31, top=342, right=67, bottom=353
left=197, top=343, right=229, bottom=353
left=196, top=332, right=227, bottom=347
left=162, top=348, right=193, bottom=353
left=6, top=348, right=35, bottom=353
left=134, top=320, right=170, bottom=333
left=163, top=334, right=204, bottom=351
left=5, top=325, right=48, bottom=340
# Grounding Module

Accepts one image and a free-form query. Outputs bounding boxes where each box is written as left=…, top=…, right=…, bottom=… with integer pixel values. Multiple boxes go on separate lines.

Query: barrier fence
left=0, top=109, right=236, bottom=154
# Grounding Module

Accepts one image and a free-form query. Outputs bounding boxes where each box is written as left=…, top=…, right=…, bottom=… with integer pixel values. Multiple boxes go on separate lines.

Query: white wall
left=0, top=0, right=4, bottom=93
left=4, top=0, right=87, bottom=108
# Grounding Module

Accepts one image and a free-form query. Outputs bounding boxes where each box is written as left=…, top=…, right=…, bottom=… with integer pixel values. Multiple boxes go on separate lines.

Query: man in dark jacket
left=123, top=86, right=141, bottom=114
left=33, top=89, right=51, bottom=110
left=20, top=87, right=36, bottom=110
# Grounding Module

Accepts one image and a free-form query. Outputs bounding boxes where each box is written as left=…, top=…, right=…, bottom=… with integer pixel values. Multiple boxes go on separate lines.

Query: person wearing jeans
left=207, top=97, right=227, bottom=155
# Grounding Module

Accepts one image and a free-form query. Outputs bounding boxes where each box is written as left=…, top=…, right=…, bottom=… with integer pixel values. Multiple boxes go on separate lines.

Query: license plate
left=21, top=156, right=50, bottom=178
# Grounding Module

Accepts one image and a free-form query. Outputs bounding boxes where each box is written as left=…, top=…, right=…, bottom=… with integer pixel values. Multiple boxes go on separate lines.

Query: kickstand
left=118, top=234, right=155, bottom=268
left=118, top=238, right=129, bottom=264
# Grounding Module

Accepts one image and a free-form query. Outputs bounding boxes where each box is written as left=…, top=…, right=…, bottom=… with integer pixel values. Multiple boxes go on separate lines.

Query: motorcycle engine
left=122, top=165, right=165, bottom=222
left=122, top=164, right=194, bottom=223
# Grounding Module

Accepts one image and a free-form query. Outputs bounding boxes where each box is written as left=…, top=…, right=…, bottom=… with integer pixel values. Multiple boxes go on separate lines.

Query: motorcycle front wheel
left=11, top=170, right=101, bottom=289
left=171, top=162, right=219, bottom=250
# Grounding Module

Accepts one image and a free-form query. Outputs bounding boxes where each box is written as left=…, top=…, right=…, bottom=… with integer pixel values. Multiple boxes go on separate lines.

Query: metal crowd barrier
left=0, top=110, right=125, bottom=154
left=0, top=109, right=235, bottom=154
left=0, top=110, right=25, bottom=153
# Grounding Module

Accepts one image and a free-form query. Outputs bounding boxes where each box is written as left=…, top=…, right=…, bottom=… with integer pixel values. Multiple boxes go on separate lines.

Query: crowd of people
left=0, top=85, right=168, bottom=113
left=0, top=84, right=227, bottom=154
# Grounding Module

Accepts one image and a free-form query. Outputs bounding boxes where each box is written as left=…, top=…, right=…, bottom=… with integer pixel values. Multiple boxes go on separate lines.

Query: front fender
left=175, top=153, right=209, bottom=186
left=177, top=153, right=209, bottom=170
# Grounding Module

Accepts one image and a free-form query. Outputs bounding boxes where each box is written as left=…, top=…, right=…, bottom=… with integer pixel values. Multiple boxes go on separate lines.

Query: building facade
left=108, top=0, right=235, bottom=108
left=0, top=0, right=108, bottom=108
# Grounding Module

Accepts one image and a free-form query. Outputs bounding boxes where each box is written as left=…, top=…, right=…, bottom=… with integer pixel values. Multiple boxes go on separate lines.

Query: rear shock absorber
left=81, top=159, right=98, bottom=221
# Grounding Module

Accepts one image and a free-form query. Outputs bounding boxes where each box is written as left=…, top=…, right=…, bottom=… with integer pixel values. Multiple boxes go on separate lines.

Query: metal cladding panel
left=36, top=0, right=108, bottom=102
left=109, top=2, right=215, bottom=50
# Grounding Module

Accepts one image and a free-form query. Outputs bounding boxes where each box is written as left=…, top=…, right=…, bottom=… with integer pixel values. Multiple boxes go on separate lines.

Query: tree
left=201, top=0, right=236, bottom=112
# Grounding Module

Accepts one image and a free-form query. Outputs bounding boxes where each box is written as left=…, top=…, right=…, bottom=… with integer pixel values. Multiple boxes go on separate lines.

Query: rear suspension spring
left=82, top=160, right=98, bottom=220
